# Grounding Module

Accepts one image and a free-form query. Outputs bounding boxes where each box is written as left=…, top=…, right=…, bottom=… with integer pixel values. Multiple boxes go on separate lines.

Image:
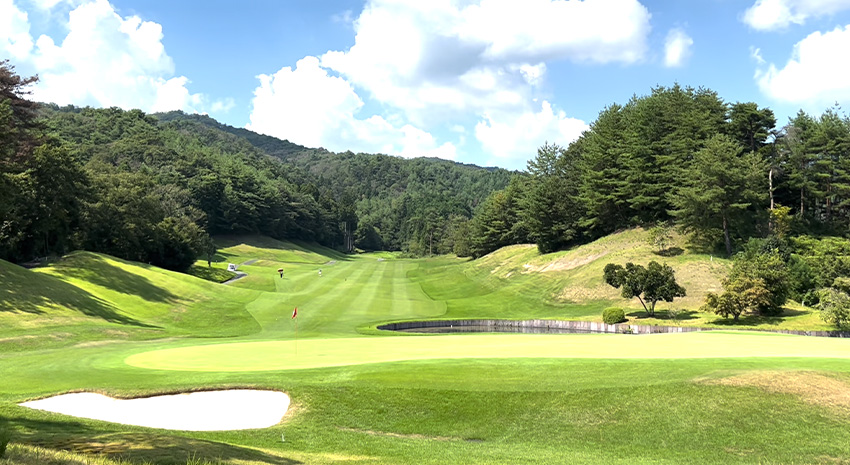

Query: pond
left=394, top=324, right=604, bottom=334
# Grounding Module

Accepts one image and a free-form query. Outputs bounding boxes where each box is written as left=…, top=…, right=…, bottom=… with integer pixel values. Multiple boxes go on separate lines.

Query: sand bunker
left=20, top=390, right=289, bottom=431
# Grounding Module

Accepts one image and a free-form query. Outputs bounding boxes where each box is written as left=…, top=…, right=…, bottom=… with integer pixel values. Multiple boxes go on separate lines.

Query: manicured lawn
left=2, top=236, right=850, bottom=464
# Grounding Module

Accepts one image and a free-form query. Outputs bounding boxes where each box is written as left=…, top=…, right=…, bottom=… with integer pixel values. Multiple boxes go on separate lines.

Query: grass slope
left=0, top=252, right=262, bottom=350
left=408, top=228, right=828, bottom=330
left=2, top=234, right=850, bottom=465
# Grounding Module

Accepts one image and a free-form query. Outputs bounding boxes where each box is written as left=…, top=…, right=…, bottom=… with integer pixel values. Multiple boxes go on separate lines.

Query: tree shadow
left=50, top=254, right=178, bottom=304
left=653, top=247, right=684, bottom=257
left=709, top=308, right=809, bottom=327
left=0, top=261, right=157, bottom=327
left=626, top=309, right=698, bottom=321
left=2, top=414, right=301, bottom=464
left=656, top=309, right=699, bottom=321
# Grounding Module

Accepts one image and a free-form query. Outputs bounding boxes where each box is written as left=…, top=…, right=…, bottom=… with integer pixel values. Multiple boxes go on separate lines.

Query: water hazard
left=394, top=324, right=602, bottom=334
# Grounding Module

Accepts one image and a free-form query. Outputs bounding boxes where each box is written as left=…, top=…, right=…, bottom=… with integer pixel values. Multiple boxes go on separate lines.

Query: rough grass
left=700, top=371, right=850, bottom=413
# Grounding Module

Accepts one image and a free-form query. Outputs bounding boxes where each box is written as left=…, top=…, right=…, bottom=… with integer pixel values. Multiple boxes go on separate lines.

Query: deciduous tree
left=603, top=261, right=686, bottom=316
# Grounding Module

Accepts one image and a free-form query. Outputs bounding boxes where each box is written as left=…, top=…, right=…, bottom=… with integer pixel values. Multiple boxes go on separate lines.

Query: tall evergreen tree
left=727, top=102, right=776, bottom=153
left=670, top=134, right=766, bottom=256
left=523, top=142, right=582, bottom=253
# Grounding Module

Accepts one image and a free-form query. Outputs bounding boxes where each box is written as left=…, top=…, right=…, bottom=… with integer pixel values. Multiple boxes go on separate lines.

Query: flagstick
left=295, top=317, right=298, bottom=356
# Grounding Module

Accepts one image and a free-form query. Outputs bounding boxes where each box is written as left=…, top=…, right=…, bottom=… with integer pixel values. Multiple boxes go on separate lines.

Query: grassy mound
left=213, top=235, right=346, bottom=265
left=0, top=252, right=262, bottom=349
left=410, top=228, right=828, bottom=330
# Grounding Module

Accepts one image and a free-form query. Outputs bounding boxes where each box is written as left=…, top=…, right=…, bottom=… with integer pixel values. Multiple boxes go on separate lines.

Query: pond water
left=395, top=325, right=602, bottom=334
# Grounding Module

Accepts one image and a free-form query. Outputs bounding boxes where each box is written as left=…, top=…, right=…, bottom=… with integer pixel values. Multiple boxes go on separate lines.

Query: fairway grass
left=125, top=332, right=850, bottom=372
left=4, top=235, right=850, bottom=464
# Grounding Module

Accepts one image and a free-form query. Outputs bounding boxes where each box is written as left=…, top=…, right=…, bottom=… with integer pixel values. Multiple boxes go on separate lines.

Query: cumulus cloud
left=247, top=57, right=456, bottom=160
left=0, top=0, right=34, bottom=59
left=249, top=0, right=647, bottom=166
left=321, top=0, right=651, bottom=121
left=663, top=28, right=693, bottom=68
left=742, top=0, right=850, bottom=30
left=1, top=0, right=229, bottom=115
left=755, top=25, right=850, bottom=105
left=475, top=101, right=588, bottom=167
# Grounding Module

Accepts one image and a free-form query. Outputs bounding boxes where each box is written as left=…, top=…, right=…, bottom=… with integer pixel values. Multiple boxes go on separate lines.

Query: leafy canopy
left=603, top=261, right=686, bottom=316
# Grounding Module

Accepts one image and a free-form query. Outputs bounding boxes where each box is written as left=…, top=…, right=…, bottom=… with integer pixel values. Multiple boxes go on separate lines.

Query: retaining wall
left=377, top=319, right=850, bottom=338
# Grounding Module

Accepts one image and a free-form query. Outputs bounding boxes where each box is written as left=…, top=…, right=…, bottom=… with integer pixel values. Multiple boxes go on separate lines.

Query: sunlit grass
left=2, top=231, right=849, bottom=464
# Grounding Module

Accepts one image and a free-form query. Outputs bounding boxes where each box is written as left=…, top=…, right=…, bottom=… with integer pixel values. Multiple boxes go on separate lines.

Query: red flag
left=291, top=307, right=298, bottom=319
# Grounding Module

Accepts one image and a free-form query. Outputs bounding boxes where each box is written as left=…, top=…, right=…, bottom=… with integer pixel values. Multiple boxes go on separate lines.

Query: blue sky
left=4, top=0, right=850, bottom=170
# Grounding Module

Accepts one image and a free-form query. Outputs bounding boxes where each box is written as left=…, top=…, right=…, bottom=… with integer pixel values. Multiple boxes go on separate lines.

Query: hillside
left=411, top=228, right=828, bottom=330
left=155, top=110, right=514, bottom=252
left=477, top=228, right=727, bottom=309
left=0, top=252, right=262, bottom=350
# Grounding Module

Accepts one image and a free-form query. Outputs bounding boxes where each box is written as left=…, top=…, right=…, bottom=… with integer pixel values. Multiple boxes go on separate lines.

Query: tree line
left=470, top=84, right=850, bottom=326
left=0, top=60, right=510, bottom=270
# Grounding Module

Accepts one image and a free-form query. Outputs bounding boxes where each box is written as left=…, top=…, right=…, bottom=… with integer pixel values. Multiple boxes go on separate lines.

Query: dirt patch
left=0, top=334, right=38, bottom=344
left=74, top=339, right=125, bottom=348
left=525, top=252, right=608, bottom=273
left=699, top=371, right=850, bottom=412
left=558, top=284, right=619, bottom=302
left=339, top=427, right=455, bottom=441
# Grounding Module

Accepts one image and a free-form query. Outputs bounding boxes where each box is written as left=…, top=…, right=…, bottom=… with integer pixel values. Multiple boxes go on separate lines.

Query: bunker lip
left=19, top=389, right=290, bottom=431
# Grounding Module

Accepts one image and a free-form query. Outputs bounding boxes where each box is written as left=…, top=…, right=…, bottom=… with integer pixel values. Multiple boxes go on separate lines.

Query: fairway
left=126, top=332, right=850, bottom=371
left=6, top=240, right=850, bottom=465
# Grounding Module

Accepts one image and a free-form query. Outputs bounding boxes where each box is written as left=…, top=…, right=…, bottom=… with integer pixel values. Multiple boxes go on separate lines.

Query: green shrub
left=602, top=307, right=626, bottom=324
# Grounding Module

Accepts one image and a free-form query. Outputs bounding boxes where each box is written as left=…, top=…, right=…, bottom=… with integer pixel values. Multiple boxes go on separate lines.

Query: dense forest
left=0, top=60, right=511, bottom=270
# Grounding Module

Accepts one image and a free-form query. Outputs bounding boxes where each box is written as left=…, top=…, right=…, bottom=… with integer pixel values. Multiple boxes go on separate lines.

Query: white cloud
left=742, top=0, right=850, bottom=30
left=0, top=0, right=34, bottom=59
left=31, top=0, right=81, bottom=9
left=295, top=0, right=646, bottom=166
left=321, top=0, right=651, bottom=122
left=755, top=25, right=850, bottom=105
left=663, top=28, right=693, bottom=68
left=475, top=101, right=587, bottom=168
left=750, top=46, right=766, bottom=65
left=3, top=0, right=228, bottom=116
left=247, top=56, right=456, bottom=160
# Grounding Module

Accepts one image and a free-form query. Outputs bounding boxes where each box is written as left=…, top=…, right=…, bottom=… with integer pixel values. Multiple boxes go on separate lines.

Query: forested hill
left=154, top=110, right=514, bottom=253
left=1, top=58, right=512, bottom=271
left=154, top=111, right=307, bottom=160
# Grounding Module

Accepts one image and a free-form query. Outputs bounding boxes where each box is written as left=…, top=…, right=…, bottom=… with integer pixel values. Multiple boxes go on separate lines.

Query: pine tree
left=670, top=134, right=766, bottom=256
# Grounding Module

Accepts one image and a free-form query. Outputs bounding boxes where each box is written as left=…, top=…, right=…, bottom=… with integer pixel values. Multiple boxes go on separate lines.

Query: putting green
left=125, top=331, right=850, bottom=372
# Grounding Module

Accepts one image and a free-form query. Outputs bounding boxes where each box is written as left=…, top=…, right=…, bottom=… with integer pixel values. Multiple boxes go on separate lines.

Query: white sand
left=19, top=390, right=289, bottom=431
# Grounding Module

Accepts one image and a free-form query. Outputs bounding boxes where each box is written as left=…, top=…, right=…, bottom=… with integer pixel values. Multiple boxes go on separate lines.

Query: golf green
left=125, top=331, right=850, bottom=371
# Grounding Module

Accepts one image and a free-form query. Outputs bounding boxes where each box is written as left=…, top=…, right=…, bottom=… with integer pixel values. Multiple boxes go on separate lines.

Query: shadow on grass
left=0, top=262, right=157, bottom=327
left=709, top=308, right=809, bottom=327
left=653, top=247, right=684, bottom=257
left=53, top=254, right=178, bottom=305
left=3, top=414, right=301, bottom=465
left=626, top=309, right=699, bottom=321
